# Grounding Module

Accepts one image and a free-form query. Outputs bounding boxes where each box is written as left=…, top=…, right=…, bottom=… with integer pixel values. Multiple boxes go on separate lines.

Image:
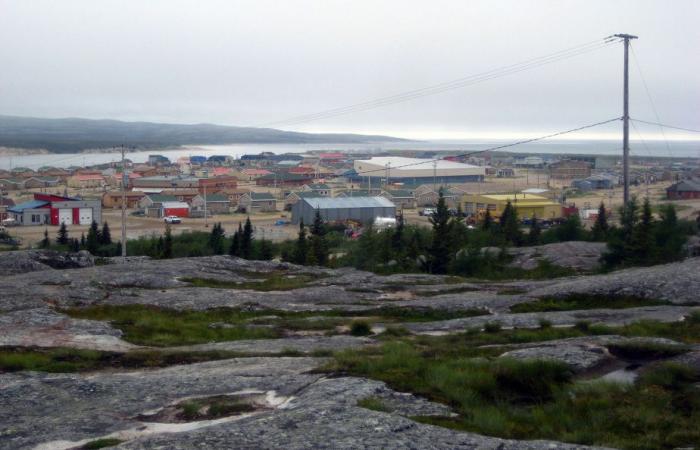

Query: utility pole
left=120, top=145, right=127, bottom=260
left=432, top=160, right=437, bottom=191
left=203, top=183, right=208, bottom=228
left=615, top=33, right=637, bottom=206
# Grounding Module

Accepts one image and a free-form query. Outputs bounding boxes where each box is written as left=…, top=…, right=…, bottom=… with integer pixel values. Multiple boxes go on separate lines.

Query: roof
left=355, top=156, right=481, bottom=172
left=248, top=192, right=276, bottom=201
left=242, top=169, right=272, bottom=175
left=385, top=190, right=413, bottom=198
left=104, top=191, right=146, bottom=198
left=146, top=194, right=179, bottom=203
left=301, top=196, right=395, bottom=209
left=668, top=180, right=700, bottom=192
left=287, top=191, right=323, bottom=199
left=161, top=201, right=190, bottom=209
left=72, top=174, right=104, bottom=181
left=307, top=183, right=330, bottom=190
left=8, top=199, right=50, bottom=212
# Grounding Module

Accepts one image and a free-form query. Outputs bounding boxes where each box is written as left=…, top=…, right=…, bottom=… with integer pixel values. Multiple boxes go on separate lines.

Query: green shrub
left=484, top=322, right=502, bottom=333
left=350, top=320, right=372, bottom=336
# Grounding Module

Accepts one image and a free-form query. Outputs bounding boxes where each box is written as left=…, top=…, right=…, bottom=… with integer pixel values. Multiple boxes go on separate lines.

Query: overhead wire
left=256, top=36, right=621, bottom=128
left=629, top=43, right=673, bottom=157
left=630, top=118, right=700, bottom=134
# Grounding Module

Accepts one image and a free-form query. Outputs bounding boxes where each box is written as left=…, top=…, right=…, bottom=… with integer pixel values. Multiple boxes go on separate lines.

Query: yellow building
left=461, top=193, right=562, bottom=220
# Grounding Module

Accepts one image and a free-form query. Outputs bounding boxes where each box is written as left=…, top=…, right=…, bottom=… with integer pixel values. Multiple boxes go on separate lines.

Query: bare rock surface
left=1, top=252, right=699, bottom=449
left=0, top=249, right=94, bottom=275
left=504, top=241, right=607, bottom=271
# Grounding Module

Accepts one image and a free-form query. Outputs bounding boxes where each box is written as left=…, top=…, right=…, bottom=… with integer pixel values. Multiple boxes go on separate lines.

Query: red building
left=667, top=179, right=700, bottom=200
left=198, top=176, right=238, bottom=193
left=162, top=201, right=190, bottom=218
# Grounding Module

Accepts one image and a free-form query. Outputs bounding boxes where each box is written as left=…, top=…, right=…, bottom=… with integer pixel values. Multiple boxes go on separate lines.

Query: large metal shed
left=292, top=196, right=396, bottom=225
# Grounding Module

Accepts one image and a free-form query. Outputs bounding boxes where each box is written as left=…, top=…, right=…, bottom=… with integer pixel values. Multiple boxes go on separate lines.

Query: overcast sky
left=0, top=0, right=698, bottom=140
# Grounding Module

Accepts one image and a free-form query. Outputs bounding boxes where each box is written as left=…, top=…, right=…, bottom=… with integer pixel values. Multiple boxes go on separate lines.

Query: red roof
left=73, top=174, right=104, bottom=181
left=242, top=169, right=272, bottom=175
left=319, top=152, right=345, bottom=160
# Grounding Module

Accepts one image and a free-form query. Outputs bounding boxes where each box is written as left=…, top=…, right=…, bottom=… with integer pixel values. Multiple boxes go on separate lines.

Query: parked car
left=164, top=216, right=182, bottom=224
left=419, top=207, right=436, bottom=217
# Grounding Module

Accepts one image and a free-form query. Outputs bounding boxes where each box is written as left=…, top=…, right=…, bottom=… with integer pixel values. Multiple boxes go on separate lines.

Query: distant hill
left=0, top=115, right=408, bottom=153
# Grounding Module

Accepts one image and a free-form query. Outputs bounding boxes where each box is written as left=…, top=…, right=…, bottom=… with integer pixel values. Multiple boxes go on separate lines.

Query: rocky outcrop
left=483, top=241, right=607, bottom=271
left=0, top=249, right=94, bottom=275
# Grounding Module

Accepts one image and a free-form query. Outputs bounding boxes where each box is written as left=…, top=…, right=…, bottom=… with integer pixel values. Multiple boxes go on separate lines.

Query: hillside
left=0, top=115, right=408, bottom=153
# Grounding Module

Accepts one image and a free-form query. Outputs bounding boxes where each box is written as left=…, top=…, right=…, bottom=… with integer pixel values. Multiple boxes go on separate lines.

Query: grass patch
left=510, top=294, right=669, bottom=313
left=177, top=395, right=255, bottom=421
left=64, top=305, right=280, bottom=346
left=64, top=304, right=489, bottom=346
left=81, top=438, right=124, bottom=449
left=327, top=327, right=700, bottom=449
left=607, top=341, right=690, bottom=359
left=181, top=272, right=315, bottom=291
left=0, top=346, right=301, bottom=373
left=357, top=396, right=392, bottom=412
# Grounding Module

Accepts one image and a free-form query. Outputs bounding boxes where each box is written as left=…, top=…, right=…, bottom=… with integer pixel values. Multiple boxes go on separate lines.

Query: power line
left=630, top=43, right=673, bottom=157
left=347, top=117, right=622, bottom=177
left=630, top=118, right=700, bottom=134
left=256, top=36, right=620, bottom=128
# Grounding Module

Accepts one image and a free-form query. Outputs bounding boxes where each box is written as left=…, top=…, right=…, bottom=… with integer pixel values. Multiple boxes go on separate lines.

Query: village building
left=67, top=174, right=105, bottom=189
left=301, top=183, right=332, bottom=196
left=549, top=160, right=592, bottom=180
left=0, top=197, right=15, bottom=221
left=284, top=191, right=323, bottom=211
left=354, top=157, right=485, bottom=185
left=7, top=193, right=102, bottom=226
left=381, top=189, right=416, bottom=209
left=216, top=188, right=249, bottom=207
left=666, top=179, right=700, bottom=200
left=0, top=178, right=25, bottom=191
left=291, top=196, right=396, bottom=225
left=256, top=172, right=314, bottom=187
left=461, top=193, right=562, bottom=220
left=139, top=194, right=179, bottom=217
left=101, top=191, right=146, bottom=209
left=238, top=192, right=277, bottom=213
left=161, top=201, right=190, bottom=218
left=191, top=194, right=231, bottom=215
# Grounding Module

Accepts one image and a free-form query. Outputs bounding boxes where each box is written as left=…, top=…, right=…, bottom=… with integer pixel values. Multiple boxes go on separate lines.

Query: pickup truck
left=163, top=216, right=182, bottom=224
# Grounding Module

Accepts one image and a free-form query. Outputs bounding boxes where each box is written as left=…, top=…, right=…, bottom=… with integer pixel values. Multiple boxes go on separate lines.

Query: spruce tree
left=391, top=213, right=405, bottom=257
left=591, top=202, right=609, bottom=242
left=528, top=215, right=541, bottom=245
left=428, top=190, right=451, bottom=274
left=162, top=224, right=173, bottom=259
left=229, top=228, right=240, bottom=257
left=293, top=220, right=308, bottom=265
left=656, top=203, right=684, bottom=262
left=481, top=208, right=493, bottom=231
left=70, top=238, right=80, bottom=252
left=257, top=239, right=274, bottom=260
left=556, top=214, right=584, bottom=242
left=40, top=229, right=50, bottom=249
left=80, top=233, right=86, bottom=249
left=209, top=222, right=225, bottom=255
left=499, top=201, right=522, bottom=246
left=100, top=222, right=112, bottom=245
left=631, top=197, right=655, bottom=264
left=241, top=217, right=253, bottom=259
left=309, top=209, right=329, bottom=266
left=56, top=222, right=69, bottom=246
left=86, top=220, right=100, bottom=254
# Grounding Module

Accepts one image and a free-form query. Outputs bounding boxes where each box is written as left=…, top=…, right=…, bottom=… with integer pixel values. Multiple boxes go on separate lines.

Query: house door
left=79, top=208, right=93, bottom=225
left=58, top=209, right=72, bottom=225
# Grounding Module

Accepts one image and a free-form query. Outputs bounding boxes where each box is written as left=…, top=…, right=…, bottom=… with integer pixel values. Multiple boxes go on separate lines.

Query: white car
left=163, top=216, right=182, bottom=224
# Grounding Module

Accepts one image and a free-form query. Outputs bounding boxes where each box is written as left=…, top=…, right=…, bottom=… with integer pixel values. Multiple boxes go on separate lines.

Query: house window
left=31, top=214, right=41, bottom=223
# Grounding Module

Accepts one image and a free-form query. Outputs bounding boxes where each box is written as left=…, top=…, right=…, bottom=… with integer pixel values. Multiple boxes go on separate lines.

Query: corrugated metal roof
left=302, top=196, right=395, bottom=209
left=8, top=200, right=50, bottom=212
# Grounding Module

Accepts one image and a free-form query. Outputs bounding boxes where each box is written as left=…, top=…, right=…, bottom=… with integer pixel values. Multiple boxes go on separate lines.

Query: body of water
left=1, top=139, right=698, bottom=170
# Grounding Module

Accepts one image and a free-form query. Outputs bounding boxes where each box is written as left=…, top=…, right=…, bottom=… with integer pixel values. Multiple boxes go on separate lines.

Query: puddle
left=35, top=390, right=292, bottom=450
left=598, top=364, right=640, bottom=384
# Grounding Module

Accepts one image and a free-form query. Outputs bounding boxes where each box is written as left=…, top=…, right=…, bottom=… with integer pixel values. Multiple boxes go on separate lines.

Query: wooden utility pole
left=615, top=33, right=637, bottom=206
left=120, top=145, right=127, bottom=259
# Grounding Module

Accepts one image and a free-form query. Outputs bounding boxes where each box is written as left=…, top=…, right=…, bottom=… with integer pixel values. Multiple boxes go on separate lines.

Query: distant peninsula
left=0, top=115, right=409, bottom=154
